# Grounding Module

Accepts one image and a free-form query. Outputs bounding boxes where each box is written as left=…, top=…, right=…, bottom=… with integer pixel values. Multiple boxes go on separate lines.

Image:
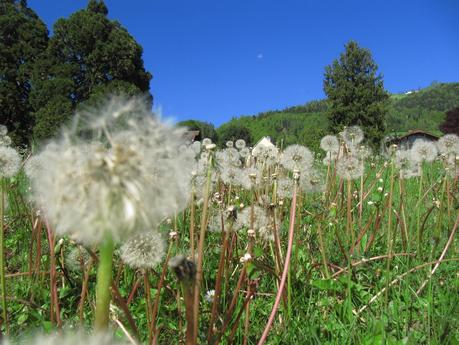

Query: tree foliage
left=30, top=0, right=152, bottom=141
left=439, top=107, right=459, bottom=135
left=177, top=119, right=218, bottom=143
left=216, top=123, right=252, bottom=147
left=0, top=0, right=48, bottom=146
left=324, top=40, right=389, bottom=146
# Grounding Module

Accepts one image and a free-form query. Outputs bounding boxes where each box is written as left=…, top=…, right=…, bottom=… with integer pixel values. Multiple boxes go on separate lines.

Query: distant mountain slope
left=217, top=82, right=459, bottom=149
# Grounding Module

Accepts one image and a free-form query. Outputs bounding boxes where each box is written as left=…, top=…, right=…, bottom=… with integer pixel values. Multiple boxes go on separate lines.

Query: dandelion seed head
left=412, top=139, right=437, bottom=162
left=216, top=148, right=241, bottom=167
left=202, top=138, right=212, bottom=146
left=191, top=141, right=202, bottom=155
left=280, top=144, right=313, bottom=171
left=235, top=139, right=246, bottom=149
left=239, top=147, right=250, bottom=158
left=320, top=135, right=339, bottom=153
left=226, top=140, right=234, bottom=148
left=28, top=97, right=194, bottom=245
left=120, top=231, right=165, bottom=269
left=66, top=246, right=91, bottom=272
left=235, top=205, right=269, bottom=233
left=0, top=146, right=21, bottom=178
left=336, top=156, right=363, bottom=180
left=342, top=126, right=364, bottom=145
left=301, top=169, right=325, bottom=193
left=437, top=134, right=459, bottom=155
left=276, top=177, right=294, bottom=199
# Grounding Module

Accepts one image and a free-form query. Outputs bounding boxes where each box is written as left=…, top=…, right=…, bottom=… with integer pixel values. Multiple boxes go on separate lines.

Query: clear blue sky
left=29, top=0, right=459, bottom=126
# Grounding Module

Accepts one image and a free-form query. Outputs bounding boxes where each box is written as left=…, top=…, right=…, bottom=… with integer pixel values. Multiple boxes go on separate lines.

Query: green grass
left=1, top=156, right=458, bottom=344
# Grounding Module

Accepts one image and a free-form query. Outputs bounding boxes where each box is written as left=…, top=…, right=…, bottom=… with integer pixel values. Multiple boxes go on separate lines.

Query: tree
left=0, top=0, right=48, bottom=146
left=217, top=123, right=252, bottom=147
left=177, top=119, right=218, bottom=143
left=30, top=0, right=152, bottom=141
left=324, top=40, right=389, bottom=146
left=439, top=107, right=459, bottom=135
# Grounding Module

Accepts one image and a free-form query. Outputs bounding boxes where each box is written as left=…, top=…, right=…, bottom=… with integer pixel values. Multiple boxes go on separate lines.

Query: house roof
left=386, top=129, right=439, bottom=145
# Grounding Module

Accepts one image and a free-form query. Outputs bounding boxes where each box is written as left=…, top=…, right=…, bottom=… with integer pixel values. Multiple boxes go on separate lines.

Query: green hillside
left=215, top=82, right=459, bottom=149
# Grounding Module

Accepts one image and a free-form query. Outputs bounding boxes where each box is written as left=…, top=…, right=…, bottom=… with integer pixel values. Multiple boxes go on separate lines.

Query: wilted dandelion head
left=336, top=156, right=363, bottom=180
left=235, top=139, right=246, bottom=149
left=412, top=139, right=437, bottom=163
left=342, top=126, right=364, bottom=145
left=28, top=97, right=194, bottom=245
left=437, top=134, right=459, bottom=155
left=320, top=135, right=339, bottom=153
left=0, top=146, right=21, bottom=178
left=280, top=144, right=313, bottom=171
left=120, top=231, right=165, bottom=269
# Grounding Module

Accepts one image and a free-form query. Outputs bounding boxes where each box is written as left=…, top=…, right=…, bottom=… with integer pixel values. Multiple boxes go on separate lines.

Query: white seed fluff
left=120, top=231, right=165, bottom=269
left=28, top=97, right=194, bottom=245
left=0, top=146, right=21, bottom=178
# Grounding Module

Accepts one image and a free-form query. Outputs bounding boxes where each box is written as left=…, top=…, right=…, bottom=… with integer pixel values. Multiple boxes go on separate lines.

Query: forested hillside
left=214, top=82, right=459, bottom=149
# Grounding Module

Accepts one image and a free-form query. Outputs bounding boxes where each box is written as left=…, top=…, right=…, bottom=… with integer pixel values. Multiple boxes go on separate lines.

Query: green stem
left=94, top=235, right=115, bottom=330
left=0, top=178, right=8, bottom=334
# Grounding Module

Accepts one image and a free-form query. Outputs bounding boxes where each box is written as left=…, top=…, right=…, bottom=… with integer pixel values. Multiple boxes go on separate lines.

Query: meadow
left=0, top=98, right=458, bottom=345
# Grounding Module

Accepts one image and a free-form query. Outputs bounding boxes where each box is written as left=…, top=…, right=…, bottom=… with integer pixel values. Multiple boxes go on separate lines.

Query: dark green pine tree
left=30, top=0, right=152, bottom=141
left=324, top=40, right=389, bottom=146
left=0, top=0, right=48, bottom=146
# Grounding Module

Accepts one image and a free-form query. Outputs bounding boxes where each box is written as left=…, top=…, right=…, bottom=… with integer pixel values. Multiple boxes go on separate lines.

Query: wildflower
left=411, top=139, right=437, bottom=163
left=0, top=146, right=21, bottom=178
left=240, top=253, right=252, bottom=263
left=341, top=126, right=364, bottom=145
left=320, top=135, right=339, bottom=153
left=252, top=144, right=278, bottom=166
left=226, top=141, right=234, bottom=148
left=120, top=231, right=165, bottom=269
left=377, top=186, right=383, bottom=192
left=28, top=97, right=193, bottom=245
left=336, top=156, right=363, bottom=180
left=205, top=290, right=216, bottom=303
left=235, top=139, right=246, bottom=149
left=395, top=150, right=420, bottom=179
left=437, top=134, right=459, bottom=155
left=280, top=144, right=313, bottom=171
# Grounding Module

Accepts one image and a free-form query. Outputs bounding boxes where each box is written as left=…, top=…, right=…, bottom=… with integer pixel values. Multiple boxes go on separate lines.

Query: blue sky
left=29, top=0, right=459, bottom=126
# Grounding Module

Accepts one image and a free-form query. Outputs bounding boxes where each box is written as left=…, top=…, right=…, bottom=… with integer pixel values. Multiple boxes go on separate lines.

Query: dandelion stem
left=0, top=178, right=8, bottom=334
left=94, top=235, right=115, bottom=330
